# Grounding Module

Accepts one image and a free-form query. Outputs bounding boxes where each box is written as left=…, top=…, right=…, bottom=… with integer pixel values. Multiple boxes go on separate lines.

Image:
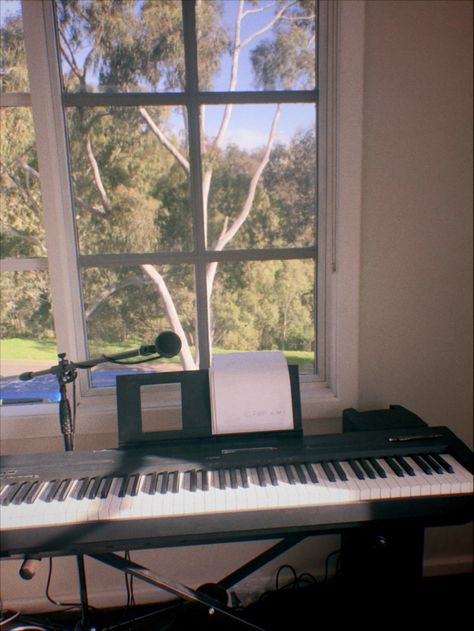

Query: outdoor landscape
left=1, top=0, right=318, bottom=395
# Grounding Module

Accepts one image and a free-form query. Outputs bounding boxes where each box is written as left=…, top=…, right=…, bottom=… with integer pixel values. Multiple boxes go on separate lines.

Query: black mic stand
left=18, top=348, right=162, bottom=631
left=17, top=343, right=264, bottom=631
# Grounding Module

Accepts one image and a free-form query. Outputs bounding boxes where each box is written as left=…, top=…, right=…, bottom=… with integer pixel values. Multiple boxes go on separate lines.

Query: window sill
left=0, top=379, right=348, bottom=456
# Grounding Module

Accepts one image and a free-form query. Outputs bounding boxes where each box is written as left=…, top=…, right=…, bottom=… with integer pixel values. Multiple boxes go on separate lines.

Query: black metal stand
left=16, top=345, right=305, bottom=630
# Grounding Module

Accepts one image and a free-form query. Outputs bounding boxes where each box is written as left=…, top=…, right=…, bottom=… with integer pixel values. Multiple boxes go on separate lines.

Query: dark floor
left=1, top=574, right=472, bottom=631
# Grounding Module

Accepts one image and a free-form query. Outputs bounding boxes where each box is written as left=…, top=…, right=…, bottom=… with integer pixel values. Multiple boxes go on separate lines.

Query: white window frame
left=0, top=0, right=364, bottom=446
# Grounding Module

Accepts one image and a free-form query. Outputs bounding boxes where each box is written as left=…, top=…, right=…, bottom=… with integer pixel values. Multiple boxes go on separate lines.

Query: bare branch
left=15, top=157, right=39, bottom=180
left=239, top=1, right=296, bottom=50
left=139, top=107, right=190, bottom=175
left=206, top=105, right=281, bottom=299
left=83, top=133, right=110, bottom=214
left=141, top=264, right=197, bottom=370
left=85, top=275, right=145, bottom=319
left=215, top=104, right=281, bottom=251
left=0, top=222, right=47, bottom=254
left=241, top=3, right=275, bottom=19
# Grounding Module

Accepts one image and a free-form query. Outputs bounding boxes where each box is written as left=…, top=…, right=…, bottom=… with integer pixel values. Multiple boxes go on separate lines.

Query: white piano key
left=440, top=454, right=473, bottom=493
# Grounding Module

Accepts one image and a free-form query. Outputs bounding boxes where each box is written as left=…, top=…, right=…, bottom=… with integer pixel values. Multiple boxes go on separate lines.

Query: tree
left=1, top=1, right=317, bottom=365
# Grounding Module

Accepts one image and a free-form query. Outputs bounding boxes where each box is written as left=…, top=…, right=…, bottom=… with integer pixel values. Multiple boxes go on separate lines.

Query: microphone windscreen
left=155, top=331, right=182, bottom=358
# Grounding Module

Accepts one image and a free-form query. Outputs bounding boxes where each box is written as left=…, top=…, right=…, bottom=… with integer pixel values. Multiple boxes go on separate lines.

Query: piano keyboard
left=1, top=452, right=472, bottom=532
left=1, top=426, right=472, bottom=557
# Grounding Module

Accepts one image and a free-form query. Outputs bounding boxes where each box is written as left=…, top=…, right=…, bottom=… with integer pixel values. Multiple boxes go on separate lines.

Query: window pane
left=0, top=271, right=58, bottom=404
left=0, top=1, right=30, bottom=92
left=210, top=259, right=315, bottom=371
left=64, top=106, right=191, bottom=254
left=0, top=108, right=47, bottom=257
left=80, top=264, right=197, bottom=385
left=56, top=0, right=185, bottom=93
left=197, top=0, right=317, bottom=92
left=204, top=104, right=316, bottom=249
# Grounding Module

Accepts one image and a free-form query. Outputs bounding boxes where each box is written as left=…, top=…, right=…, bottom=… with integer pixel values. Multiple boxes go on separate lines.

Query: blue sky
left=1, top=0, right=315, bottom=150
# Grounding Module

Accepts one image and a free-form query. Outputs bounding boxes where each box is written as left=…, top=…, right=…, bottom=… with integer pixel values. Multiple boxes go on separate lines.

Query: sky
left=1, top=0, right=316, bottom=150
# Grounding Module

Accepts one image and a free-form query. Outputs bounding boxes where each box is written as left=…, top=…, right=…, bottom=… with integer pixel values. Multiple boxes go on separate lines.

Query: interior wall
left=1, top=0, right=472, bottom=614
left=358, top=0, right=473, bottom=571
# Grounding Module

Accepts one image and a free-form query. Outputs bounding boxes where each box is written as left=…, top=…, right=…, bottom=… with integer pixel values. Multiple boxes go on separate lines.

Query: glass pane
left=56, top=0, right=185, bottom=93
left=0, top=1, right=30, bottom=92
left=0, top=108, right=47, bottom=257
left=0, top=271, right=58, bottom=404
left=204, top=104, right=316, bottom=249
left=210, top=259, right=315, bottom=372
left=64, top=106, right=191, bottom=254
left=197, top=0, right=317, bottom=91
left=80, top=264, right=197, bottom=387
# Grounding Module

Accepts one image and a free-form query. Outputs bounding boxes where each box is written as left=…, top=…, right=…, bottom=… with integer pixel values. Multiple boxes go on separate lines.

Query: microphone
left=18, top=331, right=182, bottom=380
left=139, top=331, right=182, bottom=358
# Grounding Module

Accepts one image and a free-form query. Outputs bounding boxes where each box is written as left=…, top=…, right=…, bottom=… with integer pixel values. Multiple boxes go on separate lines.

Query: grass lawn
left=0, top=338, right=314, bottom=368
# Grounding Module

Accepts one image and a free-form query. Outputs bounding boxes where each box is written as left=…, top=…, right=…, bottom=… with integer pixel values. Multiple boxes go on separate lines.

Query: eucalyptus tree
left=1, top=1, right=317, bottom=364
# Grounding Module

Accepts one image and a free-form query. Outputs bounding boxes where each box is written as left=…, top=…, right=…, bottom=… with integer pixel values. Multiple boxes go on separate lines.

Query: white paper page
left=209, top=352, right=294, bottom=435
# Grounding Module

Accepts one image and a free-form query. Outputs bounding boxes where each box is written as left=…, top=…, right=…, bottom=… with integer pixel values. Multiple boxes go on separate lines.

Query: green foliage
left=2, top=1, right=318, bottom=361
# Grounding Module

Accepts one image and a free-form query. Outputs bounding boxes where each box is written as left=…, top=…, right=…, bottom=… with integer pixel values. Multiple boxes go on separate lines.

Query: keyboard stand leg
left=75, top=554, right=96, bottom=631
left=90, top=552, right=265, bottom=631
left=219, top=534, right=308, bottom=590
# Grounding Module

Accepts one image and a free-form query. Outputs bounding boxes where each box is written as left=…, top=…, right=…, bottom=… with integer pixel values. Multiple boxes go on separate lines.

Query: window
left=0, top=2, right=59, bottom=404
left=0, top=0, right=364, bottom=442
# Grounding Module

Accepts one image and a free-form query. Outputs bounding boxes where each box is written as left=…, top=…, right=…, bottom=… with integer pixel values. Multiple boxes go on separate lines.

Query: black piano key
left=294, top=463, right=308, bottom=484
left=159, top=472, right=169, bottom=494
left=284, top=464, right=297, bottom=485
left=412, top=455, right=433, bottom=475
left=76, top=477, right=91, bottom=500
left=257, top=466, right=267, bottom=487
left=321, top=462, right=336, bottom=482
left=431, top=453, right=454, bottom=473
left=349, top=460, right=365, bottom=480
left=369, top=458, right=387, bottom=479
left=331, top=461, right=348, bottom=482
left=130, top=474, right=141, bottom=496
left=100, top=476, right=113, bottom=499
left=385, top=457, right=404, bottom=477
left=187, top=470, right=197, bottom=492
left=56, top=479, right=73, bottom=502
left=170, top=471, right=180, bottom=493
left=144, top=473, right=157, bottom=495
left=12, top=481, right=35, bottom=505
left=7, top=482, right=27, bottom=506
left=118, top=476, right=130, bottom=498
left=423, top=454, right=444, bottom=474
left=240, top=467, right=249, bottom=488
left=358, top=459, right=376, bottom=480
left=44, top=479, right=62, bottom=503
left=268, top=465, right=279, bottom=486
left=304, top=463, right=318, bottom=483
left=200, top=469, right=209, bottom=491
left=1, top=483, right=19, bottom=506
left=218, top=469, right=227, bottom=490
left=25, top=480, right=45, bottom=504
left=229, top=468, right=238, bottom=489
left=85, top=477, right=100, bottom=499
left=395, top=456, right=415, bottom=477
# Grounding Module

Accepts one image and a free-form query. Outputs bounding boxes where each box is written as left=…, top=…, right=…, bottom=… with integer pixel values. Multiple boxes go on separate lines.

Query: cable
left=124, top=552, right=136, bottom=609
left=45, top=559, right=79, bottom=609
left=0, top=610, right=21, bottom=626
left=324, top=549, right=341, bottom=583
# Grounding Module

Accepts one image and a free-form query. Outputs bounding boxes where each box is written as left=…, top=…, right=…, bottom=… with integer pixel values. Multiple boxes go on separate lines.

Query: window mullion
left=182, top=0, right=210, bottom=368
left=21, top=0, right=88, bottom=371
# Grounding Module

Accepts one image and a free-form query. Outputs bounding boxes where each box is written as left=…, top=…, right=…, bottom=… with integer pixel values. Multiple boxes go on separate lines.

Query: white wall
left=1, top=0, right=472, bottom=613
left=358, top=0, right=473, bottom=573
